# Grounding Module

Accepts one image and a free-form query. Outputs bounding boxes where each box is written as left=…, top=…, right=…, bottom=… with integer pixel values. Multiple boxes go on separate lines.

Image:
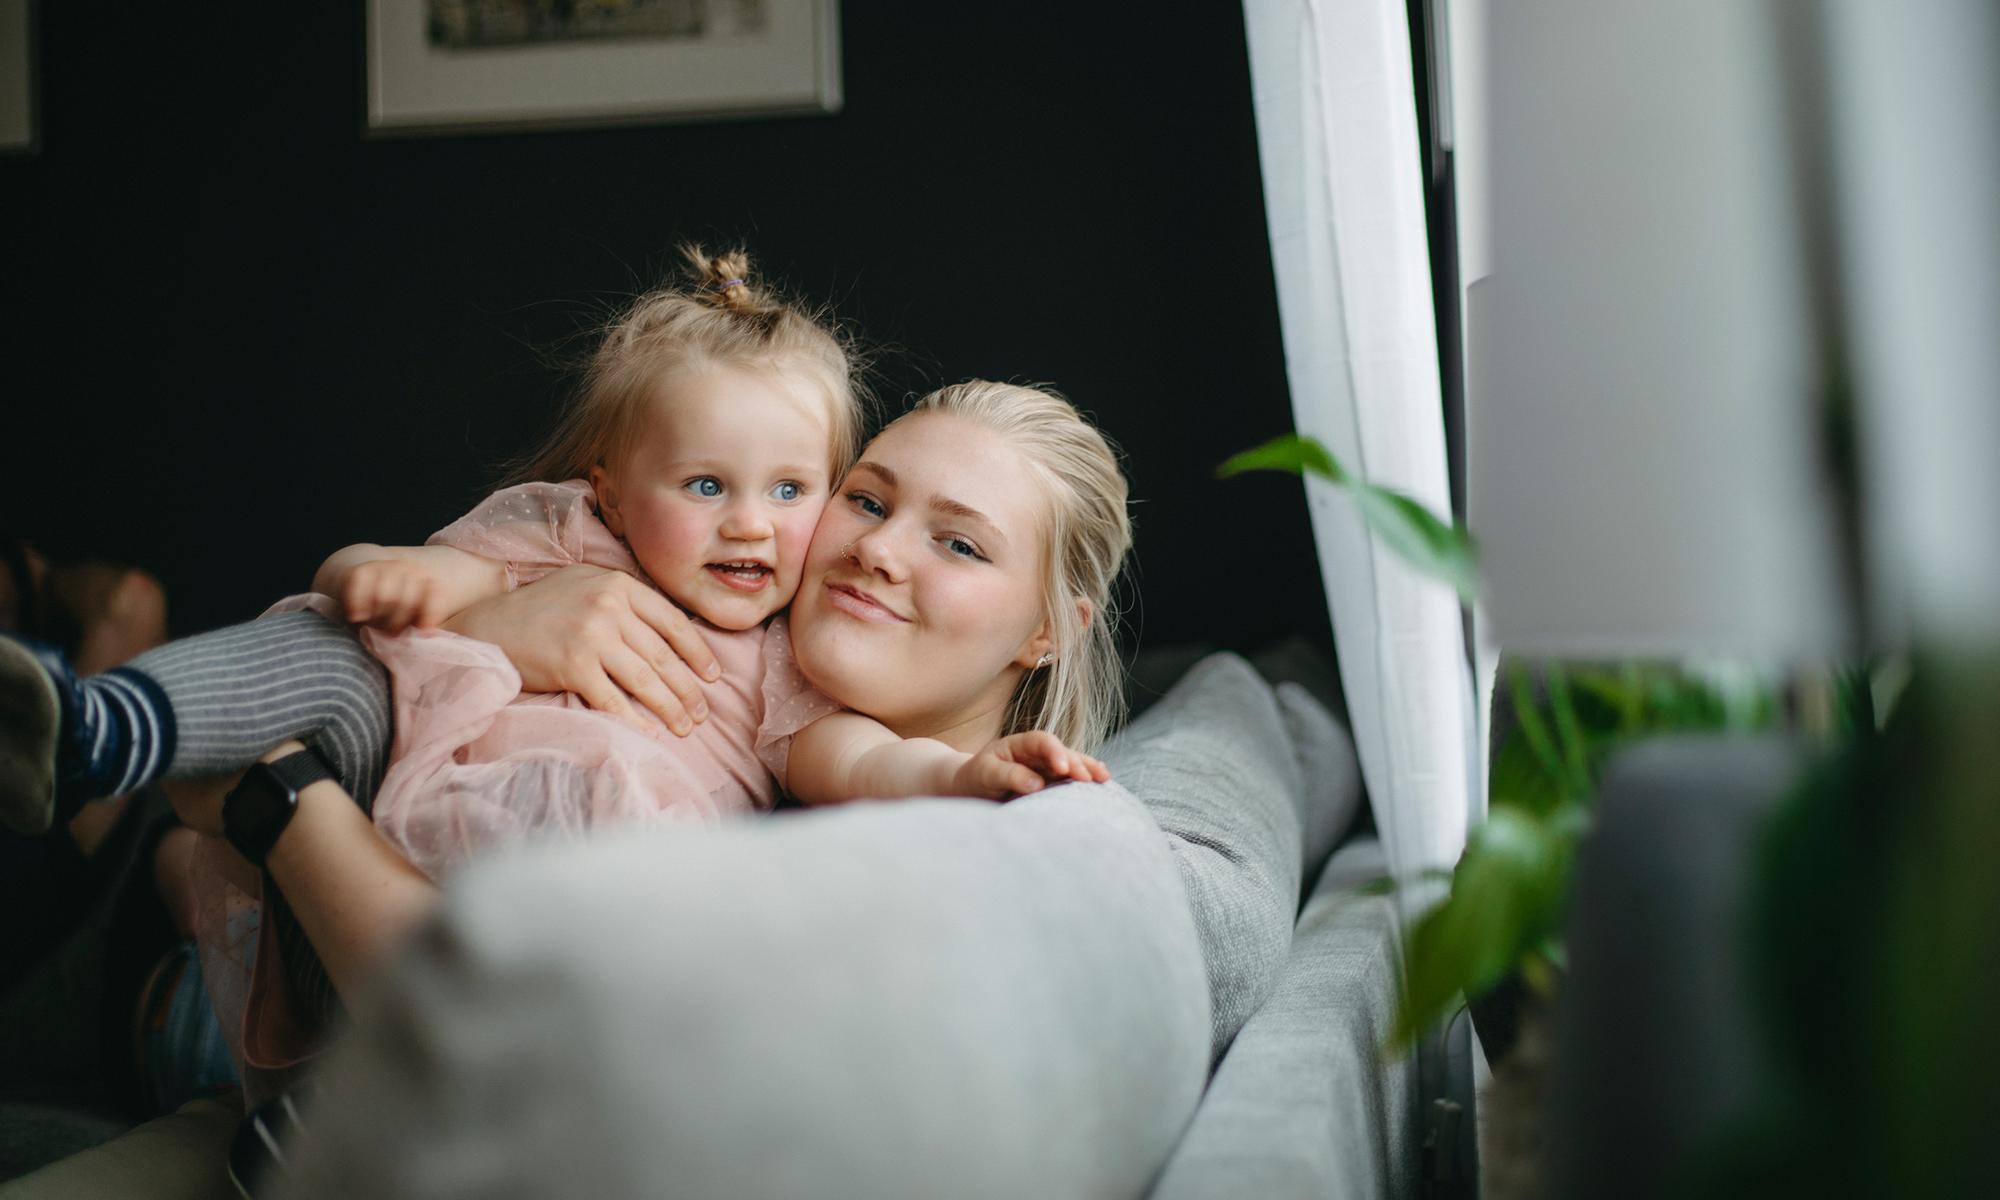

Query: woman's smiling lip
left=824, top=580, right=910, bottom=623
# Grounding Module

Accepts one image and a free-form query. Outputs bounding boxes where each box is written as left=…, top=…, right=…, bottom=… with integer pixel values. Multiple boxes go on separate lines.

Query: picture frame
left=0, top=0, right=35, bottom=154
left=366, top=0, right=841, bottom=137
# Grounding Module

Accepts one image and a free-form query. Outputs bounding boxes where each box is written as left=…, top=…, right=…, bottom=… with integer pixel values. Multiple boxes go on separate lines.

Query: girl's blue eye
left=847, top=491, right=885, bottom=518
left=685, top=477, right=723, bottom=498
left=771, top=481, right=804, bottom=503
left=943, top=536, right=983, bottom=560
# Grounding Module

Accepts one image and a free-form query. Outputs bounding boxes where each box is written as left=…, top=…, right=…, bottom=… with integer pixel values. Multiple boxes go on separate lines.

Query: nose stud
left=838, top=542, right=857, bottom=560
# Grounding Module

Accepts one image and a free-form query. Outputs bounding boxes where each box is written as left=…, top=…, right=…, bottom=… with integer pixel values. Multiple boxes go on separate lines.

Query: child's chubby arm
left=312, top=543, right=510, bottom=633
left=786, top=712, right=1111, bottom=806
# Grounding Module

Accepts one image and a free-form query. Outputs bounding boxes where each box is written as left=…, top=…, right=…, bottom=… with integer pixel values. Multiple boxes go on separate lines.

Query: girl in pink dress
left=292, top=248, right=868, bottom=881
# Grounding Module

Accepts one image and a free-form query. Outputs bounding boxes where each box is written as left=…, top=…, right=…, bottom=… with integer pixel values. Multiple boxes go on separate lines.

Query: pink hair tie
left=714, top=278, right=746, bottom=290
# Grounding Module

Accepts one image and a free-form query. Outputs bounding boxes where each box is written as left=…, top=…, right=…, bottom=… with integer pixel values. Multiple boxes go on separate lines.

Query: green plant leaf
left=1391, top=808, right=1572, bottom=1049
left=1216, top=432, right=1345, bottom=483
left=1346, top=483, right=1481, bottom=602
left=1507, top=662, right=1581, bottom=803
left=1546, top=666, right=1592, bottom=792
left=1569, top=667, right=1647, bottom=736
left=1489, top=735, right=1565, bottom=818
left=1218, top=433, right=1478, bottom=601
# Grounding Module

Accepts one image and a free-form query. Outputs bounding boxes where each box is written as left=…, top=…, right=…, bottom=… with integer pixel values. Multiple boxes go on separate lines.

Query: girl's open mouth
left=707, top=561, right=773, bottom=592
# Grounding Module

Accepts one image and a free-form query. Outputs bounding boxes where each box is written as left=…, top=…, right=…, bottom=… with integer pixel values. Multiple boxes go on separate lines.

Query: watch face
left=224, top=761, right=302, bottom=868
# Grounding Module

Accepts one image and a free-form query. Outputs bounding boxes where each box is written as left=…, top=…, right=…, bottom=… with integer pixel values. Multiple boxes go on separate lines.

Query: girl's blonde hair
left=902, top=381, right=1133, bottom=752
left=511, top=245, right=863, bottom=486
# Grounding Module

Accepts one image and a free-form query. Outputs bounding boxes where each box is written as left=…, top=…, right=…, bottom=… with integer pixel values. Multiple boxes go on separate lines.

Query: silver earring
left=1036, top=653, right=1054, bottom=668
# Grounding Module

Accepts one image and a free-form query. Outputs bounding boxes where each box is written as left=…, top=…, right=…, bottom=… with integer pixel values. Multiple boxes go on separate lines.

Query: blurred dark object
left=0, top=538, right=181, bottom=1173
left=1695, top=652, right=2000, bottom=1198
left=1549, top=736, right=1799, bottom=1200
left=1, top=539, right=168, bottom=676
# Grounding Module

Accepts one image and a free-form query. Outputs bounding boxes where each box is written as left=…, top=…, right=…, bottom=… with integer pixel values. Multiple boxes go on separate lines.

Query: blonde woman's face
left=790, top=412, right=1055, bottom=750
left=592, top=364, right=833, bottom=630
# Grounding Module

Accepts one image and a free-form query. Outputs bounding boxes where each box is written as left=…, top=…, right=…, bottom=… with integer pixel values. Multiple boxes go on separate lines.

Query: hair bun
left=683, top=244, right=760, bottom=314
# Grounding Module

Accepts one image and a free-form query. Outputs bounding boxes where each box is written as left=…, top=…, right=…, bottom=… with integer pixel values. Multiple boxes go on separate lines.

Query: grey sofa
left=4, top=650, right=1429, bottom=1199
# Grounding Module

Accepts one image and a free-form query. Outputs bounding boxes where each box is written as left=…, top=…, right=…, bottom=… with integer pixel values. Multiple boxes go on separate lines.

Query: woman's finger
left=627, top=585, right=722, bottom=683
left=568, top=665, right=653, bottom=736
left=617, top=616, right=709, bottom=728
left=601, top=642, right=695, bottom=736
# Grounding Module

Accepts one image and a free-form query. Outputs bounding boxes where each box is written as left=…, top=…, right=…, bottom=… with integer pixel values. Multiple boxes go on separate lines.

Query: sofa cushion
left=1278, top=680, right=1364, bottom=883
left=277, top=781, right=1210, bottom=1200
left=1150, top=837, right=1416, bottom=1199
left=1101, top=652, right=1361, bottom=1062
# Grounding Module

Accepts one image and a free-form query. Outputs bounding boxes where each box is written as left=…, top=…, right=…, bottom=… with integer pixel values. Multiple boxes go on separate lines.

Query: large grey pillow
left=279, top=782, right=1210, bottom=1200
left=1101, top=653, right=1361, bottom=1063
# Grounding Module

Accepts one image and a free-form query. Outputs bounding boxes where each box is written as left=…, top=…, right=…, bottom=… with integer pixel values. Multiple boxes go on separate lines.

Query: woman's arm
left=166, top=744, right=438, bottom=998
left=442, top=564, right=722, bottom=737
left=314, top=543, right=510, bottom=633
left=786, top=714, right=1110, bottom=805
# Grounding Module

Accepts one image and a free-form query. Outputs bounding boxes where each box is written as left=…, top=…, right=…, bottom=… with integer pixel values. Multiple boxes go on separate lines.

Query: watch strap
left=264, top=745, right=337, bottom=795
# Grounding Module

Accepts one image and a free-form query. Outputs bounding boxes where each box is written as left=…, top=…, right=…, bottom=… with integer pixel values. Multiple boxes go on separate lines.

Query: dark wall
left=2, top=3, right=1331, bottom=657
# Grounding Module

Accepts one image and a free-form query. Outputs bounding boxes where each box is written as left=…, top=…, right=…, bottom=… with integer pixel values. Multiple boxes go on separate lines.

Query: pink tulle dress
left=368, top=478, right=838, bottom=880
left=195, top=479, right=840, bottom=1097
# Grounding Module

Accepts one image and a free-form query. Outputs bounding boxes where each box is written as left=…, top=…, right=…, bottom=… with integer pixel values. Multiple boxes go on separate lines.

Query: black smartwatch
left=223, top=746, right=337, bottom=869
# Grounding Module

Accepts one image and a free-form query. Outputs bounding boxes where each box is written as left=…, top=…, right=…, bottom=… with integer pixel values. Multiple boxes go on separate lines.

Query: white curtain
left=1242, top=0, right=1476, bottom=895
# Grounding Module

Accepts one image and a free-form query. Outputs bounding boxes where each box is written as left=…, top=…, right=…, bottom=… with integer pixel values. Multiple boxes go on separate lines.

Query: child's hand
left=336, top=558, right=455, bottom=632
left=950, top=731, right=1111, bottom=801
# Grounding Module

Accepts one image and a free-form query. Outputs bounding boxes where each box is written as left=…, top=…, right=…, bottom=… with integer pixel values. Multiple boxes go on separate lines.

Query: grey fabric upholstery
left=1152, top=837, right=1416, bottom=1199
left=278, top=783, right=1211, bottom=1200
left=1102, top=653, right=1361, bottom=1062
left=1276, top=680, right=1363, bottom=886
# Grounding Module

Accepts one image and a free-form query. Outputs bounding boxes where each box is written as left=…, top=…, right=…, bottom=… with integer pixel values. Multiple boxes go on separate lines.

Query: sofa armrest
left=1151, top=837, right=1417, bottom=1200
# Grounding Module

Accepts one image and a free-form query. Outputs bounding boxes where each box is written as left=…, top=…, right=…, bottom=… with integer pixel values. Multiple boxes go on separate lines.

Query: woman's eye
left=847, top=491, right=885, bottom=518
left=942, top=536, right=984, bottom=560
left=685, top=477, right=723, bottom=498
left=770, top=481, right=804, bottom=503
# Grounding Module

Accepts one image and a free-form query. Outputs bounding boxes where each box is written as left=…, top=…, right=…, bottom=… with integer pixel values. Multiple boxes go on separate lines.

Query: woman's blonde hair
left=511, top=245, right=864, bottom=486
left=902, top=380, right=1133, bottom=752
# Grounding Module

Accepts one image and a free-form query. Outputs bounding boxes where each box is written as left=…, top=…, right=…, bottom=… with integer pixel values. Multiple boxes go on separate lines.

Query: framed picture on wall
left=1, top=0, right=35, bottom=153
left=367, top=0, right=841, bottom=137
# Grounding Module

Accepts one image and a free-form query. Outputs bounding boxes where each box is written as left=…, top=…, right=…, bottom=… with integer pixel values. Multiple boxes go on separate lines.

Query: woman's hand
left=442, top=564, right=722, bottom=737
left=950, top=731, right=1111, bottom=800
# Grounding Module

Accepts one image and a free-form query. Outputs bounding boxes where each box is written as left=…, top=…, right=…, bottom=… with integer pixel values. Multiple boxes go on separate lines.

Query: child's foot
left=0, top=636, right=64, bottom=834
left=0, top=634, right=176, bottom=835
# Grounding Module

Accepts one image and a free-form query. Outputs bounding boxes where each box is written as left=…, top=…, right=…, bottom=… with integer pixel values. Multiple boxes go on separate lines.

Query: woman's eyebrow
left=852, top=460, right=1005, bottom=544
left=931, top=496, right=1007, bottom=546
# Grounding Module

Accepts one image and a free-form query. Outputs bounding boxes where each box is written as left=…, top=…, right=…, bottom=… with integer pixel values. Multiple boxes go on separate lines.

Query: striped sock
left=76, top=666, right=177, bottom=798
left=126, top=610, right=391, bottom=809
